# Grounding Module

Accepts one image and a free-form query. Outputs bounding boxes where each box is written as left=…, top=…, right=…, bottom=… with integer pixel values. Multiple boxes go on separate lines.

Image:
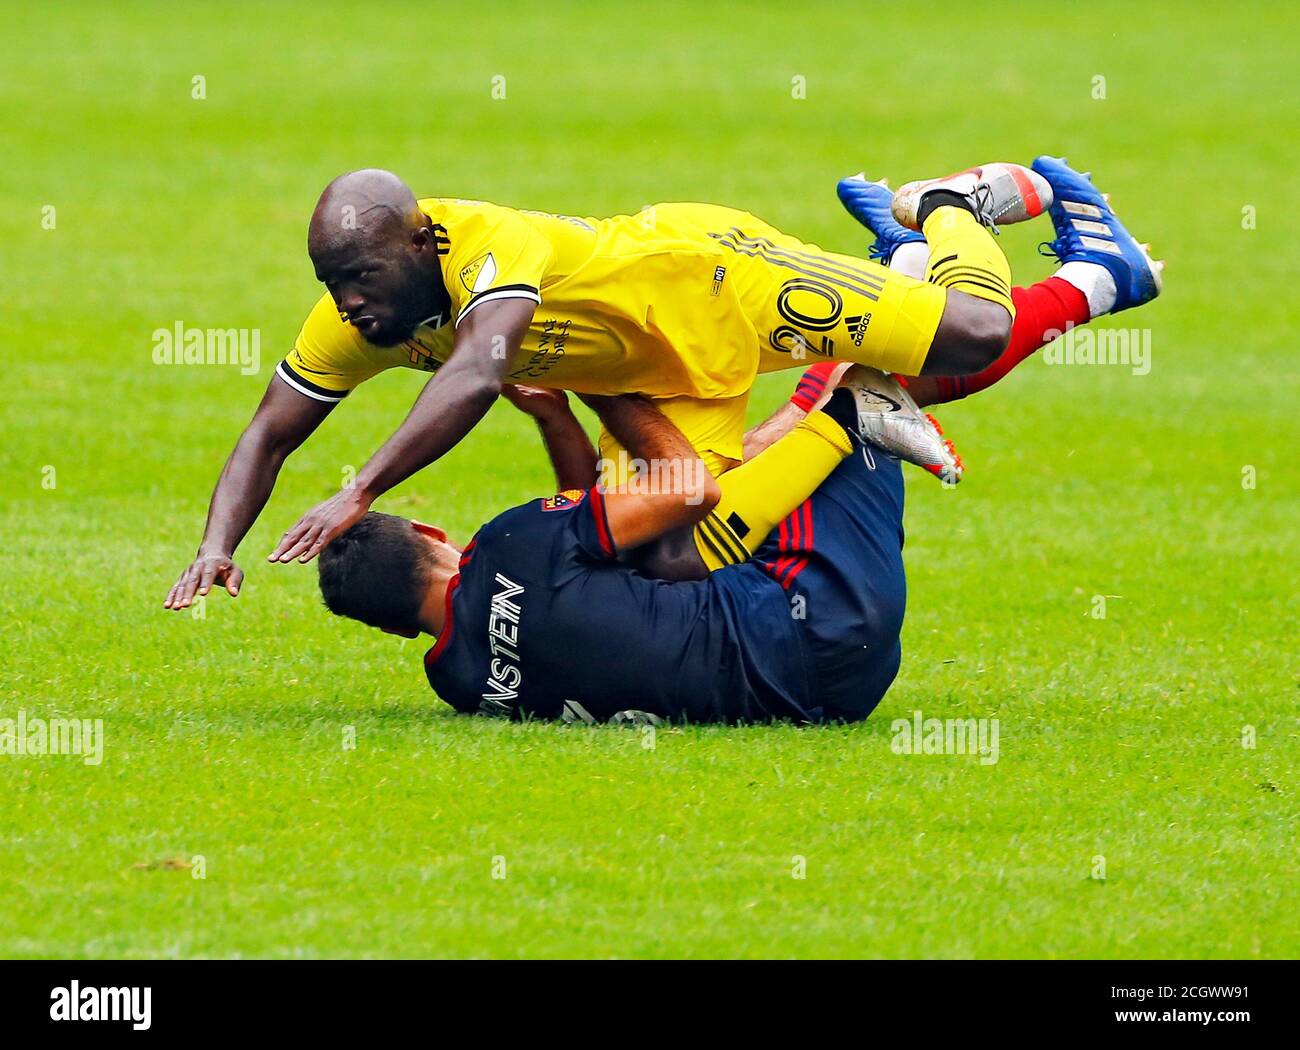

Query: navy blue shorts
left=750, top=444, right=908, bottom=722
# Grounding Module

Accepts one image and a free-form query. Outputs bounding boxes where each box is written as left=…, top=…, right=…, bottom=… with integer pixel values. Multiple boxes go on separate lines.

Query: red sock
left=931, top=276, right=1090, bottom=402
left=789, top=362, right=840, bottom=412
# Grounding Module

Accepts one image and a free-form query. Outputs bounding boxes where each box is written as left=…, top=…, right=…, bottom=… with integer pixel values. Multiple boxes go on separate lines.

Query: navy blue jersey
left=748, top=444, right=907, bottom=722
left=424, top=448, right=907, bottom=724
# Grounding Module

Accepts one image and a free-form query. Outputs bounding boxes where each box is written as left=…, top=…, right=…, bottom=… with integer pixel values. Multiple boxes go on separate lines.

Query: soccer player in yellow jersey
left=165, top=164, right=1052, bottom=609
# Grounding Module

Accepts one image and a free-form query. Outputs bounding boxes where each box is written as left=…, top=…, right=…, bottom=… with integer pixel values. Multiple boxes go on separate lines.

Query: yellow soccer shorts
left=662, top=203, right=948, bottom=379
left=596, top=392, right=749, bottom=487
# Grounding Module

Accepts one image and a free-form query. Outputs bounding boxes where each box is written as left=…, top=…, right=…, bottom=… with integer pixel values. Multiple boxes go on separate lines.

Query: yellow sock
left=922, top=206, right=1015, bottom=318
left=693, top=409, right=852, bottom=571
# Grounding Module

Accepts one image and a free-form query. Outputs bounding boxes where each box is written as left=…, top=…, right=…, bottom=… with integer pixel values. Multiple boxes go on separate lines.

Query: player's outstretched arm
left=164, top=375, right=335, bottom=609
left=500, top=385, right=599, bottom=491
left=269, top=298, right=534, bottom=564
left=580, top=394, right=721, bottom=553
left=742, top=362, right=853, bottom=459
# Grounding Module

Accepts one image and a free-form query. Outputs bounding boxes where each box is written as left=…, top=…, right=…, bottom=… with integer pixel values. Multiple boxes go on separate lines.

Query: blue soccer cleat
left=1032, top=155, right=1164, bottom=315
left=836, top=173, right=927, bottom=265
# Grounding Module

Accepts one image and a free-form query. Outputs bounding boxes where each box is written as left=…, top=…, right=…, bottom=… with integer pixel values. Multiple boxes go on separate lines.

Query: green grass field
left=2, top=0, right=1297, bottom=958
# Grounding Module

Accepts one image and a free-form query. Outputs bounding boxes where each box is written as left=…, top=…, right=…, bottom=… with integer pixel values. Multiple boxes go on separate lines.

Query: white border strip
left=275, top=361, right=347, bottom=403
left=455, top=287, right=542, bottom=328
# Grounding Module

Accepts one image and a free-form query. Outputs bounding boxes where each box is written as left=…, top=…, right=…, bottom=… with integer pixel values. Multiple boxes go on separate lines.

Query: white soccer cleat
left=892, top=162, right=1053, bottom=231
left=839, top=365, right=964, bottom=485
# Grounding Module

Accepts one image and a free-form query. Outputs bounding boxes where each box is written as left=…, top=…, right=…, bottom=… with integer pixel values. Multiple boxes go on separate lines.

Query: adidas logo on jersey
left=845, top=313, right=872, bottom=347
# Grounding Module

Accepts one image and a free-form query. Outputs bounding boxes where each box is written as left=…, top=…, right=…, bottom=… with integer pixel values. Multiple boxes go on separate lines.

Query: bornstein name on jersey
left=482, top=573, right=525, bottom=715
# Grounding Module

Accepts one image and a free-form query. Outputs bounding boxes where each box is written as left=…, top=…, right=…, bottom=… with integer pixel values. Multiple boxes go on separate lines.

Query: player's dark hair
left=317, top=512, right=433, bottom=635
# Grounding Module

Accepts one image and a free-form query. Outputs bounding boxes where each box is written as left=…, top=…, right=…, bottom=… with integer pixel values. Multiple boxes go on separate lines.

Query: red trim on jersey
left=589, top=485, right=615, bottom=556
left=771, top=518, right=795, bottom=583
left=424, top=573, right=462, bottom=667
left=764, top=499, right=815, bottom=590
left=783, top=502, right=815, bottom=588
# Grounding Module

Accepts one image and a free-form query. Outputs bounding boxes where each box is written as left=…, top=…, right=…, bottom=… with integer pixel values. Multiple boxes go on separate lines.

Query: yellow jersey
left=276, top=198, right=941, bottom=407
left=277, top=197, right=766, bottom=404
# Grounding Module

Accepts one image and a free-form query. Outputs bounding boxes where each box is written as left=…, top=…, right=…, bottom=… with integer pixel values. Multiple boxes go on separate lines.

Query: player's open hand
left=268, top=488, right=371, bottom=565
left=501, top=384, right=571, bottom=423
left=164, top=551, right=244, bottom=610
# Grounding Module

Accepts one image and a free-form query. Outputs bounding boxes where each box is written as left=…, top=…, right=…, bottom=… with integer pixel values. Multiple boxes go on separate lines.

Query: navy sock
left=819, top=386, right=859, bottom=441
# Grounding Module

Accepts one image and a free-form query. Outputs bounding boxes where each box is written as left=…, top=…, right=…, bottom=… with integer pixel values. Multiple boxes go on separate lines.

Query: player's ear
left=411, top=520, right=447, bottom=543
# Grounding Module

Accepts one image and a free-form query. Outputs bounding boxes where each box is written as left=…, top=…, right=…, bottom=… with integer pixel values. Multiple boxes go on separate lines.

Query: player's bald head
left=308, top=168, right=424, bottom=259
left=306, top=169, right=446, bottom=347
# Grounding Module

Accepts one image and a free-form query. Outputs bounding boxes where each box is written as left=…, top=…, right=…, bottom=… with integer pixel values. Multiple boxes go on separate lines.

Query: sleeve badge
left=541, top=489, right=587, bottom=512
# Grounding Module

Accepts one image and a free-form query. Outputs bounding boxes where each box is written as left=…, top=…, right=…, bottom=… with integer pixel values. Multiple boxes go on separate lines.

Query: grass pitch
left=1, top=0, right=1297, bottom=958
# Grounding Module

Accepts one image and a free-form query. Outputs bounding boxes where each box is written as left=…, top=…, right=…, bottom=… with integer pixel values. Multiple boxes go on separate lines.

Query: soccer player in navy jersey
left=315, top=368, right=910, bottom=724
